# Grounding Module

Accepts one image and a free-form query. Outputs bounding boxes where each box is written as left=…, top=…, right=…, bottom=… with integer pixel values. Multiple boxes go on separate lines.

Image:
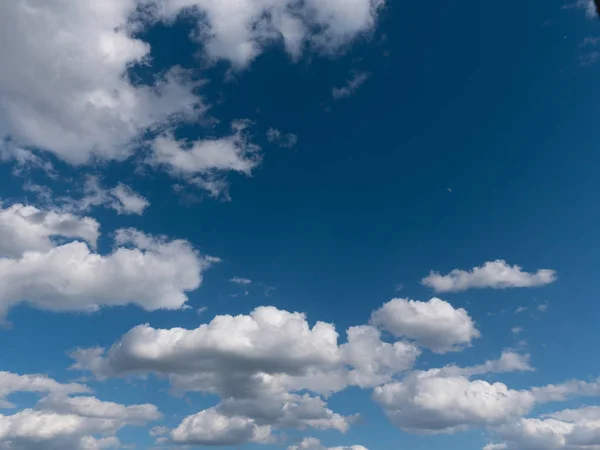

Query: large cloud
left=0, top=0, right=201, bottom=165
left=370, top=298, right=480, bottom=353
left=0, top=226, right=216, bottom=318
left=422, top=260, right=557, bottom=293
left=71, top=307, right=419, bottom=443
left=0, top=0, right=385, bottom=168
left=0, top=204, right=99, bottom=258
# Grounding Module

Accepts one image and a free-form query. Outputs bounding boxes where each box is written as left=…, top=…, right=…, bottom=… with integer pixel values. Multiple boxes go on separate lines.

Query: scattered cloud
left=288, top=437, right=368, bottom=450
left=563, top=0, right=598, bottom=19
left=230, top=277, right=253, bottom=285
left=370, top=298, right=480, bottom=353
left=267, top=128, right=298, bottom=148
left=515, top=306, right=528, bottom=314
left=422, top=260, right=557, bottom=293
left=0, top=371, right=160, bottom=449
left=332, top=72, right=371, bottom=100
left=512, top=327, right=524, bottom=335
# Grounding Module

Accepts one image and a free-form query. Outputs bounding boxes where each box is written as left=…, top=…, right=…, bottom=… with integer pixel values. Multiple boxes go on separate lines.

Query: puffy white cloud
left=0, top=204, right=99, bottom=258
left=288, top=437, right=368, bottom=450
left=373, top=372, right=535, bottom=434
left=0, top=0, right=201, bottom=164
left=332, top=72, right=370, bottom=100
left=422, top=260, right=557, bottom=293
left=0, top=372, right=89, bottom=409
left=370, top=298, right=480, bottom=353
left=71, top=306, right=419, bottom=440
left=0, top=227, right=215, bottom=318
left=169, top=408, right=272, bottom=446
left=0, top=372, right=160, bottom=450
left=491, top=408, right=600, bottom=450
left=148, top=0, right=386, bottom=68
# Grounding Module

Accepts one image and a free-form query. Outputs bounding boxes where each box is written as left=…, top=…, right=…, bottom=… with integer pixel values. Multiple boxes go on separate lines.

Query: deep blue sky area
left=1, top=1, right=600, bottom=449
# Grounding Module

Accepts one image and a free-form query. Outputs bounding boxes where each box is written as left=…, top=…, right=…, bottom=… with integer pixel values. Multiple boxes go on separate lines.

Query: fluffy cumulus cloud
left=422, top=260, right=557, bottom=293
left=71, top=306, right=421, bottom=444
left=170, top=408, right=272, bottom=446
left=373, top=371, right=535, bottom=434
left=0, top=372, right=160, bottom=450
left=490, top=406, right=600, bottom=450
left=370, top=298, right=480, bottom=353
left=0, top=221, right=216, bottom=318
left=0, top=0, right=201, bottom=165
left=0, top=0, right=385, bottom=172
left=288, top=437, right=368, bottom=450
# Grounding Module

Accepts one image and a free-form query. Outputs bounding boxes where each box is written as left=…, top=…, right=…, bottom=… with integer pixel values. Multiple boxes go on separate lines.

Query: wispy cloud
left=332, top=72, right=370, bottom=100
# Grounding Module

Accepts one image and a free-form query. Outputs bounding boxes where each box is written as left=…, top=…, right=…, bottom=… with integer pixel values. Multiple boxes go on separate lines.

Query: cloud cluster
left=71, top=305, right=421, bottom=445
left=422, top=260, right=557, bottom=293
left=0, top=372, right=160, bottom=450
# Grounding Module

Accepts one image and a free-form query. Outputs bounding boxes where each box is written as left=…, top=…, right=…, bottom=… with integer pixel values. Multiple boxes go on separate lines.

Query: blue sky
left=1, top=0, right=600, bottom=449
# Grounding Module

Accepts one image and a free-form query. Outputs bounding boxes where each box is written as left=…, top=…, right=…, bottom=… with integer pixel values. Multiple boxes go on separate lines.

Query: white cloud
left=332, top=72, right=370, bottom=100
left=0, top=227, right=216, bottom=318
left=148, top=0, right=386, bottom=68
left=422, top=260, right=557, bottom=293
left=267, top=128, right=298, bottom=148
left=512, top=327, right=523, bottom=335
left=71, top=306, right=420, bottom=440
left=370, top=298, right=480, bottom=353
left=230, top=277, right=253, bottom=285
left=0, top=372, right=160, bottom=450
left=515, top=306, right=528, bottom=314
left=373, top=372, right=535, bottom=433
left=483, top=444, right=507, bottom=450
left=0, top=372, right=89, bottom=409
left=0, top=1, right=201, bottom=165
left=0, top=204, right=100, bottom=258
left=491, top=407, right=600, bottom=450
left=169, top=408, right=272, bottom=446
left=150, top=121, right=261, bottom=196
left=60, top=176, right=150, bottom=216
left=288, top=437, right=368, bottom=450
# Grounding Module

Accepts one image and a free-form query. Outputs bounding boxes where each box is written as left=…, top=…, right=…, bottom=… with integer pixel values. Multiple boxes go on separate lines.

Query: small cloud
left=581, top=36, right=600, bottom=47
left=511, top=326, right=524, bottom=335
left=579, top=50, right=600, bottom=67
left=230, top=277, right=252, bottom=285
left=395, top=283, right=404, bottom=292
left=266, top=128, right=298, bottom=148
left=514, top=306, right=528, bottom=314
left=197, top=306, right=208, bottom=315
left=332, top=71, right=370, bottom=100
left=563, top=0, right=598, bottom=19
left=537, top=302, right=549, bottom=313
left=447, top=187, right=453, bottom=193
